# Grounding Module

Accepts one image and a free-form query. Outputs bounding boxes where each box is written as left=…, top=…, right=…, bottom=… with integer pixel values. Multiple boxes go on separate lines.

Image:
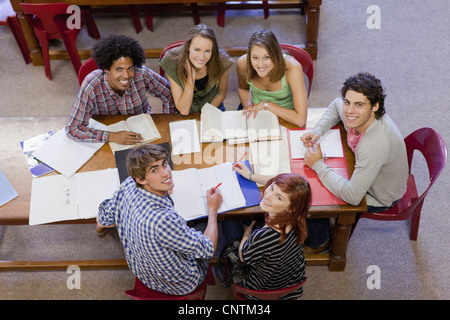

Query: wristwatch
left=263, top=100, right=269, bottom=111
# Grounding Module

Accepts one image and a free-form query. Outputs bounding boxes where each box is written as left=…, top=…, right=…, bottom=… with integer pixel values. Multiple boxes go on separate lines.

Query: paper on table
left=169, top=119, right=201, bottom=156
left=289, top=128, right=344, bottom=159
left=29, top=168, right=119, bottom=225
left=0, top=170, right=18, bottom=206
left=32, top=119, right=106, bottom=177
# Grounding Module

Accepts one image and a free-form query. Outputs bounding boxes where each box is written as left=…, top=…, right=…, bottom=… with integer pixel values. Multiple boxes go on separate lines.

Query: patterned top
left=98, top=176, right=214, bottom=295
left=241, top=227, right=306, bottom=300
left=66, top=66, right=175, bottom=142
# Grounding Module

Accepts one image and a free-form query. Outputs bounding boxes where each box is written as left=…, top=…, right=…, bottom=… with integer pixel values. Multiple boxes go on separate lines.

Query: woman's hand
left=108, top=131, right=143, bottom=145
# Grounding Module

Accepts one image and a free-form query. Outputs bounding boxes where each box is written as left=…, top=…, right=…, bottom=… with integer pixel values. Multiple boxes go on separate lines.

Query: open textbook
left=170, top=163, right=247, bottom=221
left=29, top=168, right=119, bottom=225
left=200, top=103, right=281, bottom=143
left=108, top=114, right=161, bottom=153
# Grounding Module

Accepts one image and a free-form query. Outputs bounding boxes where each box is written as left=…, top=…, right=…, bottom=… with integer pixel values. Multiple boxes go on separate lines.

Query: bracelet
left=249, top=172, right=254, bottom=182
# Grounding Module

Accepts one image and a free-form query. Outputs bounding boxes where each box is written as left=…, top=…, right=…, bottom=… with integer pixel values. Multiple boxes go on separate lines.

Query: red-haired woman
left=229, top=164, right=311, bottom=299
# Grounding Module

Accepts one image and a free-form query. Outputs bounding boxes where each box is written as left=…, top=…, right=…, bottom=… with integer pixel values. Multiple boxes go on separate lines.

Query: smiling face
left=135, top=159, right=174, bottom=196
left=188, top=35, right=213, bottom=70
left=259, top=183, right=291, bottom=216
left=343, top=90, right=379, bottom=134
left=249, top=45, right=274, bottom=78
left=105, top=56, right=134, bottom=95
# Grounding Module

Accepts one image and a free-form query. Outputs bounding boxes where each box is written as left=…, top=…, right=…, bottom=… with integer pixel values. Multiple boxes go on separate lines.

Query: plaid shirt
left=66, top=66, right=175, bottom=142
left=98, top=177, right=214, bottom=295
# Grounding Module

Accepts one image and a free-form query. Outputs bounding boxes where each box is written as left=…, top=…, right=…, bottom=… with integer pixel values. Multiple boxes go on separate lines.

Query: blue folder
left=235, top=160, right=261, bottom=208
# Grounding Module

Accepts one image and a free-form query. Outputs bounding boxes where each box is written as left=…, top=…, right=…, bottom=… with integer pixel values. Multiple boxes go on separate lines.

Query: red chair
left=356, top=127, right=447, bottom=241
left=78, top=57, right=98, bottom=86
left=19, top=3, right=101, bottom=80
left=231, top=277, right=307, bottom=300
left=280, top=44, right=314, bottom=97
left=159, top=40, right=185, bottom=77
left=125, top=267, right=215, bottom=300
left=0, top=1, right=31, bottom=64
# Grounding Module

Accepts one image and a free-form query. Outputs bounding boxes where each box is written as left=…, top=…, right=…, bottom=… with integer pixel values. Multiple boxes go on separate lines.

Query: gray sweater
left=312, top=98, right=408, bottom=207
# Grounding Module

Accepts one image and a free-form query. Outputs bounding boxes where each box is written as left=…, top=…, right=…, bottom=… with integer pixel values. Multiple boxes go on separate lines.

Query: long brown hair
left=166, top=24, right=230, bottom=88
left=261, top=173, right=311, bottom=244
left=246, top=30, right=286, bottom=82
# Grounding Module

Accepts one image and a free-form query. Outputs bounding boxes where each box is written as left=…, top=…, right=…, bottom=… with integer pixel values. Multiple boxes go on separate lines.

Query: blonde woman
left=160, top=24, right=233, bottom=114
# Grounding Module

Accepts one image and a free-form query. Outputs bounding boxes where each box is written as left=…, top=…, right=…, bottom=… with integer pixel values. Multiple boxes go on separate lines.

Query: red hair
left=261, top=173, right=311, bottom=244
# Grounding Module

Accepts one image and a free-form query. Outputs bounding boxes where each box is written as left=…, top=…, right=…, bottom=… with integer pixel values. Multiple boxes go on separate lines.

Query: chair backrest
left=78, top=57, right=99, bottom=86
left=363, top=127, right=447, bottom=222
left=231, top=277, right=307, bottom=300
left=19, top=3, right=75, bottom=35
left=159, top=40, right=185, bottom=77
left=280, top=44, right=314, bottom=97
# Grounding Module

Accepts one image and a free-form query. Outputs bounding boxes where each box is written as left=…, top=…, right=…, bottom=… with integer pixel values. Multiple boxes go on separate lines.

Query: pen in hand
left=232, top=151, right=247, bottom=170
left=211, top=183, right=222, bottom=194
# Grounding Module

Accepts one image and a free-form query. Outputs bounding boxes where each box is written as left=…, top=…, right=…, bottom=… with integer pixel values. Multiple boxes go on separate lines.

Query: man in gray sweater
left=302, top=73, right=408, bottom=253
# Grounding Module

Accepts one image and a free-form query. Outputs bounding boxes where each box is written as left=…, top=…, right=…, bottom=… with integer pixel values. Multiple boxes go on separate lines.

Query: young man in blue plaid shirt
left=97, top=144, right=222, bottom=295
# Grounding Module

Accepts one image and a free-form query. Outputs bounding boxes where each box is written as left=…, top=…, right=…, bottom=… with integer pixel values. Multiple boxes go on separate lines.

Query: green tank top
left=248, top=75, right=294, bottom=110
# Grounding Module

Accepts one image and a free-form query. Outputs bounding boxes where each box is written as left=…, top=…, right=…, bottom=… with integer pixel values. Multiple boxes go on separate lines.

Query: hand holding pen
left=300, top=131, right=320, bottom=147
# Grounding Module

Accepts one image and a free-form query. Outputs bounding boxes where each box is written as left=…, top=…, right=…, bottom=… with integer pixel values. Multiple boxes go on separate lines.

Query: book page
left=222, top=111, right=248, bottom=140
left=247, top=110, right=281, bottom=142
left=289, top=128, right=344, bottom=159
left=75, top=168, right=120, bottom=219
left=171, top=169, right=207, bottom=220
left=126, top=114, right=160, bottom=142
left=201, top=103, right=226, bottom=142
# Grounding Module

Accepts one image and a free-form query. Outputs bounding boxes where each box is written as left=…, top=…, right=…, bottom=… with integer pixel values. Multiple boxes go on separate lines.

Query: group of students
left=64, top=25, right=409, bottom=299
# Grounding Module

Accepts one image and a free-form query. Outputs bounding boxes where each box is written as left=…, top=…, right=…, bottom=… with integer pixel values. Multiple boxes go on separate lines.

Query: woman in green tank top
left=236, top=30, right=308, bottom=127
left=160, top=24, right=233, bottom=115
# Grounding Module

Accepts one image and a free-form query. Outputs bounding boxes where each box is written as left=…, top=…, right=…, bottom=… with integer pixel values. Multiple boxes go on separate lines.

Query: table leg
left=304, top=0, right=321, bottom=60
left=329, top=212, right=355, bottom=271
left=10, top=0, right=43, bottom=66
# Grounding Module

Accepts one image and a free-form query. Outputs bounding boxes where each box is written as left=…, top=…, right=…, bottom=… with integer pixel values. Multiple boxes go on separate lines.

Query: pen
left=211, top=183, right=222, bottom=193
left=232, top=151, right=247, bottom=169
left=301, top=136, right=316, bottom=145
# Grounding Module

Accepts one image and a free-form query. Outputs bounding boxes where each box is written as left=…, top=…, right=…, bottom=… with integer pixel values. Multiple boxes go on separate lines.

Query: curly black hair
left=341, top=72, right=386, bottom=119
left=92, top=34, right=146, bottom=71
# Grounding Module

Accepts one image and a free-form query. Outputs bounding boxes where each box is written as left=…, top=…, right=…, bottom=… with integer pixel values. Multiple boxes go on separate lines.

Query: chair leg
left=191, top=3, right=200, bottom=25
left=409, top=203, right=424, bottom=241
left=217, top=3, right=225, bottom=27
left=6, top=15, right=31, bottom=64
left=61, top=33, right=82, bottom=76
left=128, top=5, right=143, bottom=33
left=263, top=1, right=270, bottom=19
left=145, top=5, right=154, bottom=32
left=35, top=33, right=52, bottom=80
left=82, top=7, right=101, bottom=40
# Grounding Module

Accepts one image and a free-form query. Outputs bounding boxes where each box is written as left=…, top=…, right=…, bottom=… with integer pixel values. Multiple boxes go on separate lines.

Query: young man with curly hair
left=66, top=34, right=175, bottom=144
left=301, top=72, right=408, bottom=253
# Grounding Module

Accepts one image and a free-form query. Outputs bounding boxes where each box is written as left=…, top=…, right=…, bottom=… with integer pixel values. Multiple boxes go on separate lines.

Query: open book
left=200, top=103, right=280, bottom=143
left=108, top=114, right=161, bottom=153
left=288, top=128, right=344, bottom=159
left=29, top=168, right=119, bottom=225
left=170, top=163, right=247, bottom=221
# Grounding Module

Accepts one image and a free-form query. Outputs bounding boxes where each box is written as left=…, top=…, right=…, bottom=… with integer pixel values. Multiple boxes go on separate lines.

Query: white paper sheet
left=289, top=128, right=344, bottom=159
left=169, top=119, right=201, bottom=156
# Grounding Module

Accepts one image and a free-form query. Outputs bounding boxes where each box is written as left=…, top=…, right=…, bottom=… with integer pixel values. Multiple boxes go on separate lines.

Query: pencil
left=232, top=151, right=247, bottom=169
left=301, top=136, right=316, bottom=145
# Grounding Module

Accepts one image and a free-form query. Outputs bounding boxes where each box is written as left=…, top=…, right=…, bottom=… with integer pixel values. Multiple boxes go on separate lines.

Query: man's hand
left=108, top=131, right=143, bottom=145
left=304, top=143, right=324, bottom=169
left=206, top=187, right=223, bottom=215
left=300, top=131, right=320, bottom=147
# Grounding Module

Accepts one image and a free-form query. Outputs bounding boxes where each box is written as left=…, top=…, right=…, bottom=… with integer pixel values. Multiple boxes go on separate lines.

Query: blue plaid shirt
left=98, top=176, right=214, bottom=295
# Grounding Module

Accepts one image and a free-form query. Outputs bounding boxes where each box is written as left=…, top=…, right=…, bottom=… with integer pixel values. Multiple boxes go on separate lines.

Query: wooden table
left=9, top=0, right=321, bottom=65
left=0, top=112, right=364, bottom=272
